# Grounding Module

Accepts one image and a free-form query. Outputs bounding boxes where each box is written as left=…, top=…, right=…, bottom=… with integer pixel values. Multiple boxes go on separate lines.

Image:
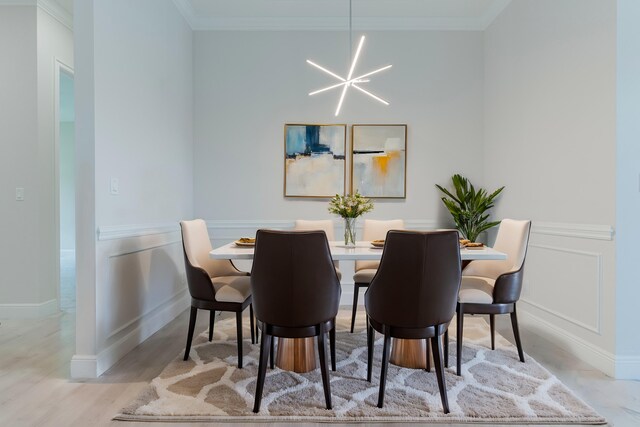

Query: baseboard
left=518, top=309, right=616, bottom=377
left=95, top=289, right=190, bottom=377
left=70, top=355, right=98, bottom=379
left=614, top=355, right=640, bottom=380
left=0, top=298, right=58, bottom=319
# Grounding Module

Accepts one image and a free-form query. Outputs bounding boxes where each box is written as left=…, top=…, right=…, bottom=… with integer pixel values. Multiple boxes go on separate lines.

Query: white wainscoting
left=89, top=224, right=189, bottom=377
left=518, top=220, right=616, bottom=377
left=522, top=244, right=602, bottom=334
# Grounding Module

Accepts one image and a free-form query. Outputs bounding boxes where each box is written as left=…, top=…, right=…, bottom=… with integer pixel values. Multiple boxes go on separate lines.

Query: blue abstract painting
left=284, top=124, right=346, bottom=197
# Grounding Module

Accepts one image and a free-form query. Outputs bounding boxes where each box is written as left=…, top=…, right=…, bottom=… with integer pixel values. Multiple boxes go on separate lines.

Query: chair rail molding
left=97, top=223, right=179, bottom=241
left=531, top=221, right=614, bottom=241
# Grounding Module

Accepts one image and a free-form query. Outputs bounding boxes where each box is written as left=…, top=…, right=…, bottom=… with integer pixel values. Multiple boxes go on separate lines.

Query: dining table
left=210, top=240, right=507, bottom=373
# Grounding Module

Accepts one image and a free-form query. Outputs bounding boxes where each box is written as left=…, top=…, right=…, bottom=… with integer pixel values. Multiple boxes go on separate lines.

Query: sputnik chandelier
left=306, top=0, right=392, bottom=116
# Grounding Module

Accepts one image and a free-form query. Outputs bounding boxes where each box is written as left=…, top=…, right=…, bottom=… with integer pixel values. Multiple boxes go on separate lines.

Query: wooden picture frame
left=351, top=124, right=407, bottom=198
left=284, top=124, right=347, bottom=198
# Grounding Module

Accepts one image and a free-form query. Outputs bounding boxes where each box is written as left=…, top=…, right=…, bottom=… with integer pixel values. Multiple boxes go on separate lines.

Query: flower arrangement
left=328, top=191, right=374, bottom=245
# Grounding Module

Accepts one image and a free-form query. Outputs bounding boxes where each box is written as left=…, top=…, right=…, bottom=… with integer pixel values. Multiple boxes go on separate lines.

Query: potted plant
left=435, top=174, right=504, bottom=243
left=328, top=191, right=374, bottom=246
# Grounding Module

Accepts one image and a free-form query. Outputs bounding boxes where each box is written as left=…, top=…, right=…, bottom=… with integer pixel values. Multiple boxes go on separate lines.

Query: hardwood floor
left=0, top=308, right=638, bottom=426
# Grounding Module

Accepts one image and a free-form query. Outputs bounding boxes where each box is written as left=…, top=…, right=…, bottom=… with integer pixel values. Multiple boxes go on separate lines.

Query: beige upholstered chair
left=180, top=219, right=254, bottom=368
left=448, top=219, right=531, bottom=376
left=351, top=219, right=405, bottom=332
left=294, top=220, right=342, bottom=280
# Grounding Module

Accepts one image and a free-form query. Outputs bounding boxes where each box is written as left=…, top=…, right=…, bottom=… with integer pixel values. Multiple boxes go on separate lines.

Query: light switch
left=15, top=187, right=24, bottom=201
left=110, top=177, right=119, bottom=195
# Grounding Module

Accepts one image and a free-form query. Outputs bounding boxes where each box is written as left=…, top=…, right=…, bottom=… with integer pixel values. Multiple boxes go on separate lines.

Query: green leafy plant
left=435, top=174, right=504, bottom=242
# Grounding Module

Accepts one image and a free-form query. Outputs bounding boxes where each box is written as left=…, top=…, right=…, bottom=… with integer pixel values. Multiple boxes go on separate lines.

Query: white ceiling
left=174, top=0, right=512, bottom=31
left=26, top=0, right=512, bottom=31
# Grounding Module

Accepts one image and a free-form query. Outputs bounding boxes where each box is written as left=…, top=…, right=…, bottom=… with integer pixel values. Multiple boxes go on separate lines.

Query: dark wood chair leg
left=456, top=304, right=464, bottom=376
left=490, top=314, right=495, bottom=350
left=236, top=311, right=243, bottom=369
left=249, top=304, right=255, bottom=345
left=511, top=305, right=525, bottom=363
left=208, top=310, right=215, bottom=342
left=431, top=334, right=450, bottom=414
left=443, top=329, right=448, bottom=369
left=317, top=324, right=332, bottom=409
left=350, top=285, right=360, bottom=333
left=425, top=338, right=431, bottom=372
left=270, top=335, right=275, bottom=369
left=377, top=326, right=391, bottom=408
left=366, top=317, right=374, bottom=382
left=184, top=306, right=198, bottom=361
left=329, top=325, right=336, bottom=372
left=253, top=331, right=272, bottom=413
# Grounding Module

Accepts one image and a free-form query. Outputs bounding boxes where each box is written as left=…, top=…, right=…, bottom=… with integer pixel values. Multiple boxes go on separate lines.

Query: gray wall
left=193, top=30, right=485, bottom=224
left=483, top=0, right=617, bottom=375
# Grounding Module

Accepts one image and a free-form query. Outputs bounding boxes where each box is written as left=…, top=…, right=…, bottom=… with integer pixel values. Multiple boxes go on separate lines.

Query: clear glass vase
left=344, top=217, right=356, bottom=246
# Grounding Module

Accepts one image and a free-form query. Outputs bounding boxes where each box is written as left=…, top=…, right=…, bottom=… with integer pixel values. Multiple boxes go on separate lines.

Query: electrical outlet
left=110, top=177, right=119, bottom=195
left=15, top=188, right=24, bottom=201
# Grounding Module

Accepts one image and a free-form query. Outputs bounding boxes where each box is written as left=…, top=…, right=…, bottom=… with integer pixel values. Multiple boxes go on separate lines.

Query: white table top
left=210, top=241, right=507, bottom=261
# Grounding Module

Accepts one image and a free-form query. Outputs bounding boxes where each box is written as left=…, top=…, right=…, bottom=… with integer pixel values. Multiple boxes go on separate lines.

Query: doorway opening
left=57, top=65, right=75, bottom=313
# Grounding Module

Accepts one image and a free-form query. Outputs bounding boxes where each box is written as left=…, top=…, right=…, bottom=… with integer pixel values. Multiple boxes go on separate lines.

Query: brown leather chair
left=352, top=219, right=404, bottom=332
left=180, top=219, right=255, bottom=369
left=448, top=219, right=531, bottom=376
left=365, top=230, right=461, bottom=413
left=250, top=230, right=341, bottom=413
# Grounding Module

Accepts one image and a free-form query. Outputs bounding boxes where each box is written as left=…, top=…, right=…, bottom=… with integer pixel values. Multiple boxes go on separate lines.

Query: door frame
left=54, top=58, right=75, bottom=311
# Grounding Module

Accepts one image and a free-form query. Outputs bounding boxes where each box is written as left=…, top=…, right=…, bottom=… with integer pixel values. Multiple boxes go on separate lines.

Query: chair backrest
left=250, top=230, right=341, bottom=327
left=180, top=219, right=243, bottom=300
left=356, top=219, right=404, bottom=271
left=365, top=230, right=461, bottom=328
left=294, top=219, right=336, bottom=241
left=462, top=219, right=531, bottom=280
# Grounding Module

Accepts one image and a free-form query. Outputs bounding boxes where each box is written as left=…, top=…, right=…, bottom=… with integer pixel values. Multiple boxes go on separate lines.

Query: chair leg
left=249, top=304, right=255, bottom=345
left=184, top=306, right=198, bottom=361
left=456, top=303, right=464, bottom=376
left=236, top=311, right=243, bottom=369
left=431, top=335, right=450, bottom=414
left=317, top=324, right=332, bottom=410
left=350, top=285, right=360, bottom=333
left=511, top=305, right=525, bottom=363
left=490, top=314, right=495, bottom=350
left=443, top=329, right=448, bottom=368
left=270, top=335, right=275, bottom=369
left=329, top=325, right=336, bottom=372
left=208, top=310, right=215, bottom=342
left=377, top=325, right=391, bottom=408
left=425, top=338, right=431, bottom=372
left=366, top=317, right=374, bottom=382
left=252, top=330, right=272, bottom=413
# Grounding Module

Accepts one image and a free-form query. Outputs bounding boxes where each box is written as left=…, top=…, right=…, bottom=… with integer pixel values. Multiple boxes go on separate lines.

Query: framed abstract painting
left=284, top=124, right=346, bottom=198
left=351, top=124, right=407, bottom=198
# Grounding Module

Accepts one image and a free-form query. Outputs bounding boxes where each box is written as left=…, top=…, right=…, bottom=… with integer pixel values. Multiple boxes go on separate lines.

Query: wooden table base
left=390, top=338, right=432, bottom=369
left=275, top=337, right=317, bottom=373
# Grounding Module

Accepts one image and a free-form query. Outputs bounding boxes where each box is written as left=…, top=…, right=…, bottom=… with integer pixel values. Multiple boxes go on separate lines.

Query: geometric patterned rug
left=115, top=310, right=606, bottom=424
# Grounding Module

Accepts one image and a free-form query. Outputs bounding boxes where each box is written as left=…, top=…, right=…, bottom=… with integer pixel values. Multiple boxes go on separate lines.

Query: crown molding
left=37, top=0, right=72, bottom=30
left=0, top=0, right=73, bottom=30
left=172, top=0, right=512, bottom=32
